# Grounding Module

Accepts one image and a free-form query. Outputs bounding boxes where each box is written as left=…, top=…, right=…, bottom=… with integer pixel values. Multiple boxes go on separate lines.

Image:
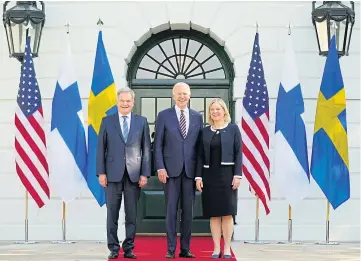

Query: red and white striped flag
left=14, top=35, right=50, bottom=208
left=241, top=32, right=271, bottom=215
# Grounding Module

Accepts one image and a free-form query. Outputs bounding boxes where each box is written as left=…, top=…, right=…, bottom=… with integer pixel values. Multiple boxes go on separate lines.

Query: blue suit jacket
left=96, top=112, right=151, bottom=183
left=154, top=106, right=203, bottom=179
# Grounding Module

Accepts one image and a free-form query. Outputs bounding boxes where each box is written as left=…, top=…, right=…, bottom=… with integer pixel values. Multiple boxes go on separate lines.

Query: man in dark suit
left=154, top=82, right=203, bottom=258
left=97, top=87, right=151, bottom=259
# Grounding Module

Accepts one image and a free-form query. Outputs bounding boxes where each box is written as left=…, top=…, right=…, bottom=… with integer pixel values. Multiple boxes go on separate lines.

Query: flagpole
left=62, top=201, right=66, bottom=241
left=326, top=201, right=330, bottom=243
left=25, top=190, right=29, bottom=241
left=94, top=17, right=107, bottom=245
left=50, top=21, right=75, bottom=245
left=315, top=200, right=339, bottom=245
left=254, top=195, right=259, bottom=242
left=14, top=27, right=37, bottom=245
left=14, top=191, right=37, bottom=244
left=52, top=201, right=75, bottom=244
left=244, top=196, right=268, bottom=244
left=288, top=205, right=292, bottom=242
left=277, top=204, right=302, bottom=244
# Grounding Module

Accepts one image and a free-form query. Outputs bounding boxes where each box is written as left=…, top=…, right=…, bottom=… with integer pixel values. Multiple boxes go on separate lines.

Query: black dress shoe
left=165, top=251, right=175, bottom=258
left=124, top=250, right=137, bottom=259
left=179, top=250, right=195, bottom=258
left=108, top=251, right=119, bottom=259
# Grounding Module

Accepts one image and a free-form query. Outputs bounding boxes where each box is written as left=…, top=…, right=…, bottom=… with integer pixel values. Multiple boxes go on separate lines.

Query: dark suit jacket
left=96, top=112, right=151, bottom=183
left=196, top=123, right=242, bottom=178
left=154, top=106, right=203, bottom=179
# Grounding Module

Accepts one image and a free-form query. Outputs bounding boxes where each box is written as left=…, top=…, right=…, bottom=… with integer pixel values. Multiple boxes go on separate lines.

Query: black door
left=134, top=88, right=230, bottom=234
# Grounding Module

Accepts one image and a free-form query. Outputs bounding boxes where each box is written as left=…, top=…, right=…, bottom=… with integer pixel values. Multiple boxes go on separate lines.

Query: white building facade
left=0, top=1, right=359, bottom=242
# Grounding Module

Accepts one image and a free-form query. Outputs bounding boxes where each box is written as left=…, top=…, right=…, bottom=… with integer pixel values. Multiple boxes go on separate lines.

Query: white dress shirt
left=174, top=105, right=189, bottom=135
left=118, top=112, right=131, bottom=133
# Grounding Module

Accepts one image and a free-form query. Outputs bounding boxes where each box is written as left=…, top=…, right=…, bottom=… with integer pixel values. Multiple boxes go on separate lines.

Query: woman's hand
left=232, top=177, right=241, bottom=190
left=196, top=179, right=203, bottom=193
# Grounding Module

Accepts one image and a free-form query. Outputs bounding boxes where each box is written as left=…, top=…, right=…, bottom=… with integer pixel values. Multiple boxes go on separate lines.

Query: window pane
left=157, top=98, right=171, bottom=115
left=159, top=40, right=174, bottom=58
left=202, top=55, right=222, bottom=71
left=187, top=66, right=203, bottom=79
left=187, top=40, right=202, bottom=57
left=183, top=59, right=199, bottom=76
left=196, top=45, right=213, bottom=64
left=136, top=68, right=154, bottom=79
left=190, top=98, right=205, bottom=122
left=148, top=45, right=166, bottom=63
left=139, top=55, right=159, bottom=70
left=205, top=69, right=225, bottom=79
left=141, top=98, right=156, bottom=123
left=157, top=67, right=174, bottom=79
left=179, top=38, right=188, bottom=54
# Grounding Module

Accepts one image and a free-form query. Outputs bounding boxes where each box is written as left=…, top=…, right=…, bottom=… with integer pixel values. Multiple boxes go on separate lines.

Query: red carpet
left=110, top=236, right=237, bottom=260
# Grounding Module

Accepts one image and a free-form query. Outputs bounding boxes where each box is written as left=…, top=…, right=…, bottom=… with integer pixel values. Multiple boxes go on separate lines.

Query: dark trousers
left=105, top=169, right=140, bottom=253
left=165, top=169, right=195, bottom=253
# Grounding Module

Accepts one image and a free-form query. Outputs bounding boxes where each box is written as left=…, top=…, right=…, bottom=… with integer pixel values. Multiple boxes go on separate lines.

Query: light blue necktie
left=122, top=116, right=129, bottom=142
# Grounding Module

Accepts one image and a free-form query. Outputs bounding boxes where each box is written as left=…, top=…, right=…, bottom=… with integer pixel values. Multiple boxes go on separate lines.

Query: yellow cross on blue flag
left=310, top=35, right=350, bottom=210
left=86, top=31, right=117, bottom=207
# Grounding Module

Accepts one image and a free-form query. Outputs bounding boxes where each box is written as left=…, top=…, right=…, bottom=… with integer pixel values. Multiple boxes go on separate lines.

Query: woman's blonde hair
left=207, top=98, right=231, bottom=125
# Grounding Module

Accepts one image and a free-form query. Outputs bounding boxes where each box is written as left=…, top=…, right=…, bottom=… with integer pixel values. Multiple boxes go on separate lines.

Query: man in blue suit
left=154, top=82, right=203, bottom=258
left=97, top=87, right=151, bottom=259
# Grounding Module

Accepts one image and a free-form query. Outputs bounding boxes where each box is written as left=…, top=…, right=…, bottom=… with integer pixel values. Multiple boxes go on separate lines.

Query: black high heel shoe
left=211, top=251, right=222, bottom=259
left=223, top=253, right=232, bottom=259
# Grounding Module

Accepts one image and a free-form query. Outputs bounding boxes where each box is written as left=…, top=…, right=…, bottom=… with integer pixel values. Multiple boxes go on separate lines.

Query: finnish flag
left=274, top=33, right=310, bottom=207
left=49, top=34, right=88, bottom=202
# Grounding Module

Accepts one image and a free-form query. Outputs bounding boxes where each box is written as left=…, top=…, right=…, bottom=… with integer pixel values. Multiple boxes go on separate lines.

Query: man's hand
left=157, top=169, right=168, bottom=184
left=98, top=174, right=107, bottom=187
left=196, top=179, right=203, bottom=193
left=139, top=175, right=148, bottom=187
left=232, top=177, right=241, bottom=190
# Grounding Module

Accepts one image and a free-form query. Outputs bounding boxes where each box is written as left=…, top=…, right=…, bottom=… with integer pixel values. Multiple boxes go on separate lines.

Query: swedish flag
left=310, top=35, right=350, bottom=210
left=86, top=31, right=117, bottom=206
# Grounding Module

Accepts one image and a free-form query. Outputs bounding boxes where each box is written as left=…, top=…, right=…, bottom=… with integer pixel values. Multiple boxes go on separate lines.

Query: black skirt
left=201, top=130, right=237, bottom=218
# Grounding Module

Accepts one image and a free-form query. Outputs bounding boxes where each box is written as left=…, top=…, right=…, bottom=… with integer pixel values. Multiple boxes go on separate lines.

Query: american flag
left=14, top=36, right=50, bottom=208
left=241, top=33, right=271, bottom=215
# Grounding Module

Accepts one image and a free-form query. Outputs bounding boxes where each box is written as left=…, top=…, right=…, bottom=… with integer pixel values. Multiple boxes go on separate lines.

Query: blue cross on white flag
left=49, top=34, right=88, bottom=202
left=274, top=34, right=310, bottom=207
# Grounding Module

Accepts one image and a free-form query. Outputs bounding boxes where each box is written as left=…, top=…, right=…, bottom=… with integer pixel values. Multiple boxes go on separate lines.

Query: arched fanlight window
left=133, top=32, right=228, bottom=80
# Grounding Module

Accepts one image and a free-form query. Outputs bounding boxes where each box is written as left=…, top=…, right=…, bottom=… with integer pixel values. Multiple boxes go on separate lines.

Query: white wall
left=0, top=1, right=359, bottom=242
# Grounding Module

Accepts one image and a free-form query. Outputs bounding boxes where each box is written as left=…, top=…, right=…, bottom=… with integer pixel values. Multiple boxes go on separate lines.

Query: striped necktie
left=179, top=110, right=186, bottom=138
left=122, top=116, right=129, bottom=142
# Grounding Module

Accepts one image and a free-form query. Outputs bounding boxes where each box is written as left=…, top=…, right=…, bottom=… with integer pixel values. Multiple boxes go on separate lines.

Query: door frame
left=125, top=28, right=236, bottom=235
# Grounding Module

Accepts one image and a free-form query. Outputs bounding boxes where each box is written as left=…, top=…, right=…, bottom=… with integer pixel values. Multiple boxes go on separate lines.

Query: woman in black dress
left=196, top=98, right=242, bottom=259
